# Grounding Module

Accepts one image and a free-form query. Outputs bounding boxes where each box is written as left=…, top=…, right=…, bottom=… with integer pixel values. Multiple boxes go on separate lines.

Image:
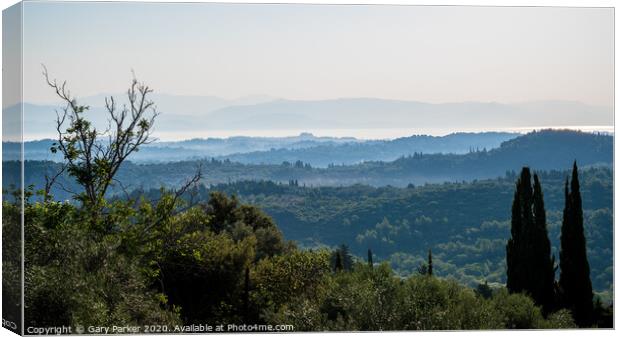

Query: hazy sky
left=17, top=2, right=614, bottom=107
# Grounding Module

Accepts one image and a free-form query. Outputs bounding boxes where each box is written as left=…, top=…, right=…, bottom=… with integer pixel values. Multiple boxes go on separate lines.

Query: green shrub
left=539, top=309, right=577, bottom=329
left=489, top=289, right=543, bottom=329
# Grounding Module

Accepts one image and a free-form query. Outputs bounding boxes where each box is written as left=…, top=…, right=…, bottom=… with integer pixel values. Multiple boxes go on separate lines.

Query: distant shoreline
left=15, top=125, right=614, bottom=143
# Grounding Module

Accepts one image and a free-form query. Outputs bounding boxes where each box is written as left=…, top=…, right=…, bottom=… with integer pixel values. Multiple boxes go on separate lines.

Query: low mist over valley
left=4, top=129, right=613, bottom=299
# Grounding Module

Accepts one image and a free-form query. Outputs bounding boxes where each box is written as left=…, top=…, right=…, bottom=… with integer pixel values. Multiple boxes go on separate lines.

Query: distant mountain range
left=203, top=98, right=613, bottom=130
left=5, top=132, right=362, bottom=162
left=217, top=132, right=519, bottom=167
left=6, top=132, right=518, bottom=165
left=3, top=95, right=613, bottom=139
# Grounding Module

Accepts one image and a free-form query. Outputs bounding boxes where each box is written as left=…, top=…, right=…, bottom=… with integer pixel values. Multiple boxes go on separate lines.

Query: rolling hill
left=7, top=131, right=517, bottom=164
left=4, top=130, right=613, bottom=200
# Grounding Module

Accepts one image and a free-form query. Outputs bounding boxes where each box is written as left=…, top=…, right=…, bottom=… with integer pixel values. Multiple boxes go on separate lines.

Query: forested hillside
left=133, top=166, right=612, bottom=299
left=3, top=133, right=362, bottom=163
left=3, top=189, right=597, bottom=330
left=217, top=132, right=517, bottom=166
left=5, top=130, right=612, bottom=201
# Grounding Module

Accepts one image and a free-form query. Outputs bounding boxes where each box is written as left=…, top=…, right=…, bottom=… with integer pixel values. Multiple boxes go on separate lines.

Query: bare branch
left=173, top=164, right=203, bottom=204
left=112, top=177, right=133, bottom=202
left=140, top=166, right=203, bottom=236
left=43, top=162, right=68, bottom=202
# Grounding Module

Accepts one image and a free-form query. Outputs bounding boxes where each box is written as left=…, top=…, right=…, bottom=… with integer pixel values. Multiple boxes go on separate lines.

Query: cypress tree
left=506, top=180, right=522, bottom=292
left=531, top=174, right=556, bottom=314
left=334, top=251, right=343, bottom=272
left=367, top=248, right=373, bottom=267
left=507, top=168, right=533, bottom=294
left=339, top=244, right=353, bottom=270
left=331, top=244, right=352, bottom=271
left=559, top=161, right=594, bottom=327
left=427, top=248, right=433, bottom=276
left=506, top=167, right=555, bottom=313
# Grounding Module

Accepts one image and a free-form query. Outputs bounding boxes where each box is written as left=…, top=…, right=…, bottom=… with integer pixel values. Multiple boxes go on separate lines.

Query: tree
left=559, top=161, right=594, bottom=327
left=417, top=263, right=428, bottom=275
left=334, top=251, right=344, bottom=272
left=506, top=168, right=531, bottom=294
left=530, top=174, right=556, bottom=314
left=475, top=281, right=493, bottom=299
left=367, top=248, right=373, bottom=267
left=43, top=67, right=158, bottom=215
left=506, top=167, right=555, bottom=314
left=427, top=249, right=433, bottom=276
left=159, top=229, right=255, bottom=324
left=331, top=244, right=353, bottom=271
left=205, top=192, right=240, bottom=233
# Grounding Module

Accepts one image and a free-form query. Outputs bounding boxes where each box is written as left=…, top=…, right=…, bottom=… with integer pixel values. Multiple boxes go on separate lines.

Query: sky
left=12, top=2, right=614, bottom=108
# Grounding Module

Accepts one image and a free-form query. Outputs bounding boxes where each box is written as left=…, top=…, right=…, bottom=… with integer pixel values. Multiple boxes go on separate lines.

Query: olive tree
left=43, top=66, right=158, bottom=212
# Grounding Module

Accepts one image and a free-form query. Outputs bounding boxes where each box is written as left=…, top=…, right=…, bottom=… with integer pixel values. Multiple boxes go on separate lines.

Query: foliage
left=42, top=69, right=158, bottom=212
left=506, top=168, right=555, bottom=314
left=20, top=199, right=181, bottom=328
left=265, top=262, right=581, bottom=331
left=330, top=244, right=354, bottom=271
left=2, top=195, right=23, bottom=333
left=559, top=162, right=594, bottom=327
left=159, top=229, right=255, bottom=324
left=137, top=166, right=612, bottom=294
left=427, top=249, right=433, bottom=276
left=14, top=187, right=598, bottom=331
left=489, top=289, right=545, bottom=329
left=475, top=281, right=494, bottom=299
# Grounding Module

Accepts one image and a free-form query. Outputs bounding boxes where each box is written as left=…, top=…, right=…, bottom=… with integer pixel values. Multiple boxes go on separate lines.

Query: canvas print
left=1, top=1, right=615, bottom=334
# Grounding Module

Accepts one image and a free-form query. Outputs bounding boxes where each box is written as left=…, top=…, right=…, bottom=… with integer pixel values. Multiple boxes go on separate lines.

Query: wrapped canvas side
left=2, top=1, right=24, bottom=336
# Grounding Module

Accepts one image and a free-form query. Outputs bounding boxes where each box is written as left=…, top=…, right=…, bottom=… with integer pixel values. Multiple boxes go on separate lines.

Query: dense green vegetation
left=158, top=166, right=611, bottom=300
left=7, top=161, right=612, bottom=299
left=4, top=144, right=613, bottom=331
left=4, top=190, right=590, bottom=330
left=2, top=190, right=22, bottom=334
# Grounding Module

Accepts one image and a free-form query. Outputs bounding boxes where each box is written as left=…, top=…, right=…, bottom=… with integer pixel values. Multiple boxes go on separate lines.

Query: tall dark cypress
left=367, top=248, right=373, bottom=267
left=334, top=251, right=343, bottom=272
left=427, top=249, right=433, bottom=276
left=507, top=168, right=533, bottom=294
left=531, top=174, right=556, bottom=314
left=341, top=244, right=353, bottom=270
left=506, top=180, right=522, bottom=292
left=559, top=161, right=594, bottom=327
left=506, top=167, right=555, bottom=313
